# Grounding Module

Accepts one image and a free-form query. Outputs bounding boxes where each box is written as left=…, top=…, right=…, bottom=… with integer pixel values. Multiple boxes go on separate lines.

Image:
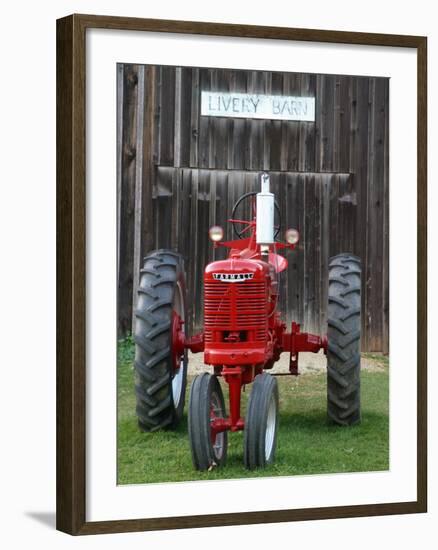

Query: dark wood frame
left=57, top=13, right=428, bottom=535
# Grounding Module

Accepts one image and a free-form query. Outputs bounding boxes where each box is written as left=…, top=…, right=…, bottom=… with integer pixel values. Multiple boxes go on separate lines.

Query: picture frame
left=56, top=13, right=427, bottom=535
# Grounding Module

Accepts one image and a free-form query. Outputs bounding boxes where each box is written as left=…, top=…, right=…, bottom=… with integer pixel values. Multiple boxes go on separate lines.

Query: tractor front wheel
left=244, top=373, right=279, bottom=469
left=188, top=373, right=228, bottom=471
left=327, top=253, right=362, bottom=426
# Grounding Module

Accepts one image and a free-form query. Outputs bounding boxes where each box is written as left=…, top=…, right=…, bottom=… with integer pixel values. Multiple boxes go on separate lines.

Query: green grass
left=118, top=338, right=389, bottom=484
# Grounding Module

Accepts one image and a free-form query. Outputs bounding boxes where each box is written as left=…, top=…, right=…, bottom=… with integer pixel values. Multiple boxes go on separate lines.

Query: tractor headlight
left=285, top=228, right=300, bottom=245
left=209, top=225, right=224, bottom=242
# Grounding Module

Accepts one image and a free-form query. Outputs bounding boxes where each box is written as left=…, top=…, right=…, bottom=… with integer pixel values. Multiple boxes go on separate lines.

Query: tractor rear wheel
left=327, top=253, right=362, bottom=426
left=134, top=249, right=188, bottom=432
left=244, top=373, right=279, bottom=469
left=188, top=373, right=228, bottom=471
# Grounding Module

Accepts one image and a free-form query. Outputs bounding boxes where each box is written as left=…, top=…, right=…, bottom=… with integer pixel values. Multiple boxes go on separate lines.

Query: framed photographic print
left=56, top=14, right=427, bottom=535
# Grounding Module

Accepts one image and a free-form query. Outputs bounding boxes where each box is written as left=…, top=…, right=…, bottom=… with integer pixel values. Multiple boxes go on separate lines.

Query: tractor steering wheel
left=231, top=191, right=281, bottom=239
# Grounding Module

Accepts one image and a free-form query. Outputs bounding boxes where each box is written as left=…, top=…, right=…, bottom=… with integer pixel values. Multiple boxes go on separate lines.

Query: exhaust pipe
left=256, top=172, right=274, bottom=249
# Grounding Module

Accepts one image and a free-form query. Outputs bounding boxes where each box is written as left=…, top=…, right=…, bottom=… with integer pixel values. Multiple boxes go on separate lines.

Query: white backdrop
left=0, top=0, right=436, bottom=548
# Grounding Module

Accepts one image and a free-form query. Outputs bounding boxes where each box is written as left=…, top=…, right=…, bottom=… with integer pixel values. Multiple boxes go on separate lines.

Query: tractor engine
left=203, top=259, right=277, bottom=367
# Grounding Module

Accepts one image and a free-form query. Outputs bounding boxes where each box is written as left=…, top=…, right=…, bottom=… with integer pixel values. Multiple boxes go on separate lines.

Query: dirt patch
left=188, top=350, right=388, bottom=376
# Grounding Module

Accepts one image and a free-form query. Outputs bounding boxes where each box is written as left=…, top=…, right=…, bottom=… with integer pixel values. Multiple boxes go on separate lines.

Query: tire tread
left=134, top=249, right=187, bottom=432
left=327, top=253, right=361, bottom=426
left=244, top=374, right=279, bottom=470
left=188, top=374, right=228, bottom=471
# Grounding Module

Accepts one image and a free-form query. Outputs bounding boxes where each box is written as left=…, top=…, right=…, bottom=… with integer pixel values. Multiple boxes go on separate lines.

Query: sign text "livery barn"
left=201, top=92, right=315, bottom=122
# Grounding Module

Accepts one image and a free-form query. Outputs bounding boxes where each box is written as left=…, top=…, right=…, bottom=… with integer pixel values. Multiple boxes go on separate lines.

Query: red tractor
left=134, top=173, right=361, bottom=470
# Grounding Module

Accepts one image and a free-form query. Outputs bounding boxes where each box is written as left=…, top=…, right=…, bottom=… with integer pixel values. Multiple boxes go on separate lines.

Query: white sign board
left=201, top=91, right=315, bottom=121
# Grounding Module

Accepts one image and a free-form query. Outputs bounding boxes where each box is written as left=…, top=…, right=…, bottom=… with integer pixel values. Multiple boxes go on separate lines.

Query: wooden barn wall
left=117, top=64, right=389, bottom=353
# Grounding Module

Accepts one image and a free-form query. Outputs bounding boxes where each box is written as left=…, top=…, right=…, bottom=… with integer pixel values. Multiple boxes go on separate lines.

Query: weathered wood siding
left=117, top=64, right=389, bottom=352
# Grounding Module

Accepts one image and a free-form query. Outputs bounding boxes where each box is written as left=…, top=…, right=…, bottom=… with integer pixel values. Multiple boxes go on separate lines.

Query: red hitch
left=282, top=321, right=327, bottom=375
left=172, top=312, right=204, bottom=372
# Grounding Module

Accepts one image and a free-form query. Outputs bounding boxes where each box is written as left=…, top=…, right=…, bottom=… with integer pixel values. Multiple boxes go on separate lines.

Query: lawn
left=117, top=337, right=389, bottom=484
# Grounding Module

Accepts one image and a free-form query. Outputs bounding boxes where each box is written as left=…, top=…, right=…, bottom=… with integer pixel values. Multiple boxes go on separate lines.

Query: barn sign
left=201, top=91, right=315, bottom=121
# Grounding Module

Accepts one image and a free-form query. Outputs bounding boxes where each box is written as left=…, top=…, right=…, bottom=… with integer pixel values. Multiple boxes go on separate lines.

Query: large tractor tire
left=327, top=253, right=362, bottom=426
left=244, top=373, right=279, bottom=469
left=134, top=249, right=188, bottom=432
left=188, top=373, right=228, bottom=471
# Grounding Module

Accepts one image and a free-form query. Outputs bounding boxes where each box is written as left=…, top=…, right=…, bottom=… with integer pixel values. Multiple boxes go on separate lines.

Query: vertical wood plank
left=314, top=174, right=322, bottom=333
left=349, top=76, right=370, bottom=350
left=247, top=71, right=265, bottom=170
left=141, top=65, right=157, bottom=257
left=263, top=72, right=272, bottom=171
left=209, top=170, right=218, bottom=261
left=157, top=66, right=176, bottom=165
left=215, top=171, right=229, bottom=261
left=304, top=175, right=317, bottom=332
left=382, top=79, right=390, bottom=354
left=116, top=63, right=124, bottom=288
left=320, top=174, right=331, bottom=335
left=298, top=74, right=318, bottom=172
left=182, top=169, right=194, bottom=328
left=281, top=72, right=300, bottom=171
left=171, top=167, right=179, bottom=249
left=132, top=65, right=145, bottom=329
left=316, top=74, right=336, bottom=172
left=285, top=173, right=299, bottom=326
left=173, top=67, right=182, bottom=168
left=366, top=77, right=387, bottom=351
left=118, top=64, right=138, bottom=335
left=299, top=74, right=316, bottom=172
left=268, top=72, right=283, bottom=171
left=337, top=75, right=352, bottom=172
left=228, top=70, right=247, bottom=169
left=333, top=76, right=341, bottom=172
left=155, top=167, right=173, bottom=250
left=280, top=172, right=291, bottom=319
left=328, top=174, right=339, bottom=258
left=190, top=169, right=199, bottom=327
left=178, top=67, right=192, bottom=167
left=338, top=173, right=357, bottom=255
left=211, top=69, right=230, bottom=169
left=198, top=69, right=212, bottom=168
left=296, top=173, right=306, bottom=327
left=179, top=169, right=191, bottom=262
left=196, top=170, right=210, bottom=329
left=190, top=68, right=200, bottom=167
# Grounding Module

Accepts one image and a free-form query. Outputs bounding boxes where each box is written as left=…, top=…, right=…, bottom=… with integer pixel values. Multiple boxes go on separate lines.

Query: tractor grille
left=204, top=280, right=267, bottom=343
